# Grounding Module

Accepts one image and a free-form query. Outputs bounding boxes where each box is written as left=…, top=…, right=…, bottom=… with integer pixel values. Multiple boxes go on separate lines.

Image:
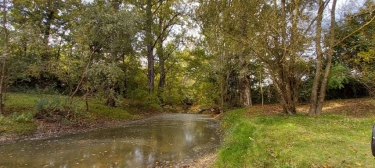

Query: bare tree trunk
left=157, top=8, right=166, bottom=103
left=146, top=0, right=155, bottom=93
left=280, top=0, right=296, bottom=114
left=316, top=0, right=337, bottom=114
left=309, top=0, right=324, bottom=115
left=238, top=9, right=252, bottom=108
left=309, top=0, right=337, bottom=115
left=0, top=0, right=9, bottom=115
left=259, top=70, right=264, bottom=112
left=158, top=54, right=165, bottom=102
left=158, top=58, right=165, bottom=89
left=221, top=70, right=230, bottom=108
left=239, top=74, right=252, bottom=107
left=84, top=89, right=90, bottom=112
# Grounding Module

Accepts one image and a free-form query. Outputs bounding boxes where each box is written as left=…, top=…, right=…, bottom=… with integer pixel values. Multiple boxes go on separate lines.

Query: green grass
left=0, top=93, right=139, bottom=136
left=88, top=99, right=135, bottom=119
left=0, top=115, right=37, bottom=135
left=216, top=109, right=375, bottom=167
left=4, top=93, right=39, bottom=113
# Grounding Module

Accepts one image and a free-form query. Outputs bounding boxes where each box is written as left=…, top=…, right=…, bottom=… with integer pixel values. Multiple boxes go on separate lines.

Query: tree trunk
left=0, top=0, right=8, bottom=115
left=238, top=8, right=252, bottom=108
left=157, top=50, right=166, bottom=104
left=239, top=74, right=252, bottom=107
left=259, top=71, right=264, bottom=112
left=146, top=0, right=155, bottom=93
left=105, top=88, right=116, bottom=107
left=221, top=71, right=228, bottom=108
left=158, top=56, right=165, bottom=86
left=284, top=81, right=297, bottom=115
left=309, top=0, right=337, bottom=115
left=157, top=7, right=166, bottom=103
left=41, top=2, right=55, bottom=63
left=309, top=0, right=324, bottom=115
left=316, top=0, right=337, bottom=114
left=280, top=0, right=296, bottom=114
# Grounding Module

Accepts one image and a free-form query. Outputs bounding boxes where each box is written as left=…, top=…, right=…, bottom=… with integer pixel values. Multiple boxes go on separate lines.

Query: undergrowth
left=0, top=93, right=142, bottom=136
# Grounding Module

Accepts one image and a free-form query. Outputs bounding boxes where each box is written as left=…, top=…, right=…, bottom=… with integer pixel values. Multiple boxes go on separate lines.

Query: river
left=0, top=114, right=221, bottom=168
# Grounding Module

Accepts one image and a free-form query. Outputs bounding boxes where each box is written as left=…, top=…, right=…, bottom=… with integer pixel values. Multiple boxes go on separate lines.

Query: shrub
left=34, top=96, right=78, bottom=122
left=10, top=112, right=34, bottom=123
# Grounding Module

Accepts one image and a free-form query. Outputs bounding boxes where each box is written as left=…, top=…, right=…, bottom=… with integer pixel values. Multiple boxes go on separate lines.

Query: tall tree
left=333, top=0, right=375, bottom=97
left=10, top=0, right=82, bottom=89
left=309, top=0, right=326, bottom=115
left=197, top=0, right=314, bottom=113
left=196, top=0, right=258, bottom=108
left=309, top=0, right=337, bottom=115
left=0, top=0, right=9, bottom=114
left=68, top=0, right=136, bottom=106
left=155, top=0, right=183, bottom=103
left=145, top=0, right=154, bottom=93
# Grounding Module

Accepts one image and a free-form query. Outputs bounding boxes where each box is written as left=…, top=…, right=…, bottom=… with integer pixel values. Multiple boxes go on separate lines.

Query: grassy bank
left=0, top=93, right=146, bottom=137
left=216, top=98, right=375, bottom=167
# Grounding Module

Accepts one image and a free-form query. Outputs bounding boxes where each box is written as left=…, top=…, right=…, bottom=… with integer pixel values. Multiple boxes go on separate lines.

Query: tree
left=145, top=0, right=154, bottom=93
left=333, top=0, right=375, bottom=97
left=9, top=0, right=82, bottom=90
left=309, top=0, right=327, bottom=115
left=133, top=0, right=183, bottom=95
left=197, top=0, right=315, bottom=113
left=309, top=0, right=337, bottom=115
left=0, top=0, right=9, bottom=114
left=151, top=0, right=185, bottom=104
left=196, top=0, right=259, bottom=108
left=68, top=0, right=136, bottom=106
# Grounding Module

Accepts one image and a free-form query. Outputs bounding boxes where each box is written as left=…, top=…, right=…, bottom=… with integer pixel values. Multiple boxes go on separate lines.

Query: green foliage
left=334, top=1, right=375, bottom=96
left=124, top=89, right=162, bottom=112
left=0, top=113, right=37, bottom=135
left=0, top=93, right=140, bottom=136
left=9, top=112, right=34, bottom=123
left=357, top=49, right=375, bottom=63
left=328, top=63, right=350, bottom=90
left=34, top=95, right=80, bottom=122
left=88, top=101, right=133, bottom=119
left=216, top=109, right=375, bottom=167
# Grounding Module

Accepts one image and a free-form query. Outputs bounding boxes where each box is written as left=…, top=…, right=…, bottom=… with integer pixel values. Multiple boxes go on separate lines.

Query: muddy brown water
left=0, top=114, right=220, bottom=168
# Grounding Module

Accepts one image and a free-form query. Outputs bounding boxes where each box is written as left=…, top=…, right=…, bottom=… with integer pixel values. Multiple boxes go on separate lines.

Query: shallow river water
left=0, top=114, right=221, bottom=168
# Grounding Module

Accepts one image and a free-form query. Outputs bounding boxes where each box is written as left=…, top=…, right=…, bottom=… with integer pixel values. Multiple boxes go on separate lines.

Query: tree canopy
left=0, top=0, right=374, bottom=115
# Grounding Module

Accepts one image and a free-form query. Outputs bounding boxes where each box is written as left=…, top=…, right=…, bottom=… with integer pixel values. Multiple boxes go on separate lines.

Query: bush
left=34, top=96, right=78, bottom=122
left=124, top=89, right=161, bottom=111
left=10, top=112, right=34, bottom=123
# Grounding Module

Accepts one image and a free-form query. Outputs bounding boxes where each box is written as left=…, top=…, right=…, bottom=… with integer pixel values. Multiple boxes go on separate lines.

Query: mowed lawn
left=216, top=98, right=375, bottom=167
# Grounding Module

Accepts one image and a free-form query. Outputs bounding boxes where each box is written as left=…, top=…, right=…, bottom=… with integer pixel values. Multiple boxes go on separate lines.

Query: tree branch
left=69, top=49, right=96, bottom=100
left=152, top=12, right=181, bottom=49
left=335, top=14, right=375, bottom=46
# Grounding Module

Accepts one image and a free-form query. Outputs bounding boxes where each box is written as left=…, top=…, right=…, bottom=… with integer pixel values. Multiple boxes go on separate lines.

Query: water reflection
left=0, top=114, right=220, bottom=168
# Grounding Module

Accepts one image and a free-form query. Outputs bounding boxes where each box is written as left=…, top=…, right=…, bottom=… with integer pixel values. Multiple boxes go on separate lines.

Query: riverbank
left=1, top=116, right=141, bottom=144
left=0, top=112, right=168, bottom=144
left=0, top=93, right=166, bottom=144
left=215, top=98, right=375, bottom=167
